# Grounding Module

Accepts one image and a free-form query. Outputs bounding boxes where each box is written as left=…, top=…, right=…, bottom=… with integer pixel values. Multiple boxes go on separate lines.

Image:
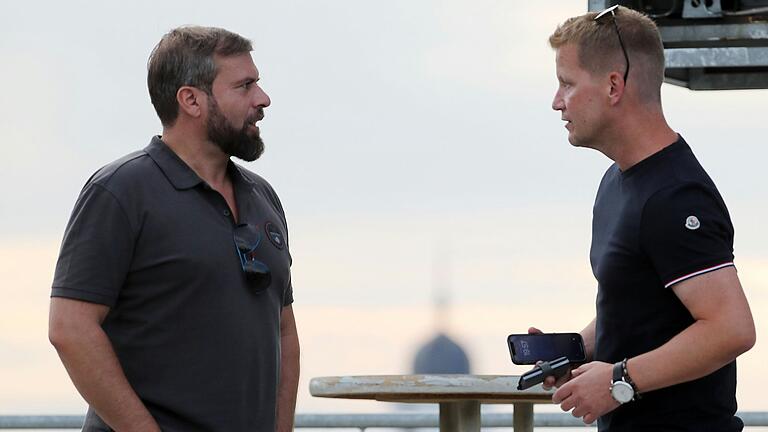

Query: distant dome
left=413, top=333, right=470, bottom=374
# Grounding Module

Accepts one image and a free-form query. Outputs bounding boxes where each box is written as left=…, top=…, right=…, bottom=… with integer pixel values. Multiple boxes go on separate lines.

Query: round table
left=309, top=374, right=554, bottom=432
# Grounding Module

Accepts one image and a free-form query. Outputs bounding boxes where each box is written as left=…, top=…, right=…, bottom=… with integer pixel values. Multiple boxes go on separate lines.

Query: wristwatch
left=610, top=359, right=636, bottom=404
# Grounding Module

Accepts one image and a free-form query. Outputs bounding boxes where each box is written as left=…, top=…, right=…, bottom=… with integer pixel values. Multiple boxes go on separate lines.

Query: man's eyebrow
left=234, top=77, right=259, bottom=86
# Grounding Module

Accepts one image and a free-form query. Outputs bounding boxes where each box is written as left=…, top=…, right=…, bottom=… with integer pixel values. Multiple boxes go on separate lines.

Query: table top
left=310, top=375, right=554, bottom=404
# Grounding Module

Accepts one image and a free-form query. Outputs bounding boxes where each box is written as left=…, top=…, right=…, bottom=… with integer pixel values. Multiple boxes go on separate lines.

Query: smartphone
left=517, top=356, right=570, bottom=390
left=507, top=332, right=586, bottom=365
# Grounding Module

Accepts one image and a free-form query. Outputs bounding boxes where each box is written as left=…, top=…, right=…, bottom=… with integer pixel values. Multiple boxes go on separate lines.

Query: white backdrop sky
left=1, top=0, right=766, bottom=417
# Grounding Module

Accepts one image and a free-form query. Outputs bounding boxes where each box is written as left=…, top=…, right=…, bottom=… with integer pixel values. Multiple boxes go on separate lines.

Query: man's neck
left=603, top=107, right=678, bottom=172
left=161, top=128, right=231, bottom=189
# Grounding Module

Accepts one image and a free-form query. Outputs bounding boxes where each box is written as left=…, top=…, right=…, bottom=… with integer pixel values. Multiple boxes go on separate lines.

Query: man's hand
left=552, top=361, right=619, bottom=424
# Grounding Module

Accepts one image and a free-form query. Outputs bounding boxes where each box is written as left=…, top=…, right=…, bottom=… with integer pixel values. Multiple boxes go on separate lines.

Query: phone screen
left=507, top=333, right=586, bottom=365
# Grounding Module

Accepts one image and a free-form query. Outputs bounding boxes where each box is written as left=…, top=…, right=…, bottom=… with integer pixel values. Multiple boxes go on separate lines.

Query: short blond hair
left=549, top=7, right=665, bottom=103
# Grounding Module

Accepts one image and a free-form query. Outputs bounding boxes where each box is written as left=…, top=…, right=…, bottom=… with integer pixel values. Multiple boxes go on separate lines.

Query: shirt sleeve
left=279, top=211, right=293, bottom=307
left=51, top=183, right=135, bottom=307
left=263, top=181, right=294, bottom=307
left=640, top=183, right=735, bottom=288
left=283, top=275, right=294, bottom=307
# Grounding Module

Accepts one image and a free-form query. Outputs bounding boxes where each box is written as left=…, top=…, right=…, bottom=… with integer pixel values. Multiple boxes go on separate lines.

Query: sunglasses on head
left=233, top=223, right=271, bottom=291
left=595, top=4, right=631, bottom=85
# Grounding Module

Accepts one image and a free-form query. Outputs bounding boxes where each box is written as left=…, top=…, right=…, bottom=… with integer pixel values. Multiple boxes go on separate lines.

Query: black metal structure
left=588, top=0, right=768, bottom=89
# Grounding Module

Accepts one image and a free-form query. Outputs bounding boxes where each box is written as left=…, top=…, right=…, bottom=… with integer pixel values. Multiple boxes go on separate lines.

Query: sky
left=1, top=0, right=767, bottom=419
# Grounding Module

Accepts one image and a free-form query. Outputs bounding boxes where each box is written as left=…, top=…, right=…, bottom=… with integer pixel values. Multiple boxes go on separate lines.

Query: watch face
left=611, top=381, right=634, bottom=403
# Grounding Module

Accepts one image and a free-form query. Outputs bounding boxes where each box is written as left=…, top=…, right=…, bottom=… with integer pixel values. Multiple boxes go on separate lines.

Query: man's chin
left=567, top=134, right=580, bottom=147
left=233, top=140, right=264, bottom=162
left=567, top=133, right=589, bottom=148
left=210, top=129, right=264, bottom=161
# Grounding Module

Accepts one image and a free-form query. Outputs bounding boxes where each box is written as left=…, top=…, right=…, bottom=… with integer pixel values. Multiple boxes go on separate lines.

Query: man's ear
left=176, top=86, right=206, bottom=119
left=607, top=71, right=625, bottom=106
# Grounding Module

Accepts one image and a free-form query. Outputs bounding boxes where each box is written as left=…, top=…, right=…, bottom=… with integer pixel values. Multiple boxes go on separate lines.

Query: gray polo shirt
left=52, top=136, right=293, bottom=431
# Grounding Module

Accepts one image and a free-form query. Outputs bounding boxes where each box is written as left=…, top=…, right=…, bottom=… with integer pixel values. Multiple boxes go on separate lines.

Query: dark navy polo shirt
left=52, top=136, right=293, bottom=432
left=591, top=136, right=740, bottom=432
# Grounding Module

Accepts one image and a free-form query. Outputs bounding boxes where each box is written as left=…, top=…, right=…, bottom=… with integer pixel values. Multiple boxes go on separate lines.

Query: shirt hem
left=51, top=286, right=116, bottom=307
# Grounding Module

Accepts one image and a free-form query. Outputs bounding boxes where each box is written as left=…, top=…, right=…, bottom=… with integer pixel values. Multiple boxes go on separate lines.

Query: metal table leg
left=439, top=401, right=480, bottom=432
left=513, top=403, right=534, bottom=432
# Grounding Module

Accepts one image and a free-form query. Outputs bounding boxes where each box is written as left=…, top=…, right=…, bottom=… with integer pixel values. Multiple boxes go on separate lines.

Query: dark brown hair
left=147, top=26, right=253, bottom=126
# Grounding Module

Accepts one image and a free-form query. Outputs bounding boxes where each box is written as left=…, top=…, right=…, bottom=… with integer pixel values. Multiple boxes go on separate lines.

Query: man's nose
left=552, top=90, right=564, bottom=111
left=254, top=87, right=271, bottom=108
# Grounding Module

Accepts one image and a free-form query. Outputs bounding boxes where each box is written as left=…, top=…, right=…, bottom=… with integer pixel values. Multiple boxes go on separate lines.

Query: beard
left=206, top=96, right=264, bottom=162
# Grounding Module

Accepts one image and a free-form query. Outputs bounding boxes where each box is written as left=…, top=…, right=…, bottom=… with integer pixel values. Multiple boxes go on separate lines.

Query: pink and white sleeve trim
left=664, top=262, right=735, bottom=288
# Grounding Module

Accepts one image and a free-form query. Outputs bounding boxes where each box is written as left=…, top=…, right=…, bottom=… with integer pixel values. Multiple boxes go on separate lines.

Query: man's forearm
left=628, top=269, right=755, bottom=394
left=276, top=330, right=300, bottom=432
left=50, top=319, right=159, bottom=432
left=627, top=318, right=753, bottom=394
left=276, top=305, right=300, bottom=432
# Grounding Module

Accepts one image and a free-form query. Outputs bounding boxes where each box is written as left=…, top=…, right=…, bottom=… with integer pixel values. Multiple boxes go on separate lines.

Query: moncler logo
left=264, top=221, right=285, bottom=249
left=685, top=215, right=701, bottom=230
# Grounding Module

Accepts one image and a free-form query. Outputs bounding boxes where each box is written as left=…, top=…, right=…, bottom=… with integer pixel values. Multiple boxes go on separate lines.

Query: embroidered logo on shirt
left=265, top=221, right=285, bottom=249
left=685, top=215, right=701, bottom=230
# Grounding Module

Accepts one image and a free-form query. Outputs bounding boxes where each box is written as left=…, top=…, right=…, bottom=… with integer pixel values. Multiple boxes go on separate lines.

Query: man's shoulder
left=87, top=149, right=156, bottom=190
left=618, top=137, right=715, bottom=200
left=645, top=138, right=723, bottom=208
left=653, top=136, right=714, bottom=186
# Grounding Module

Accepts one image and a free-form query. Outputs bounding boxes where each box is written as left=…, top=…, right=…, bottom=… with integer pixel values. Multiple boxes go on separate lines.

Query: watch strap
left=612, top=360, right=624, bottom=383
left=611, top=360, right=634, bottom=404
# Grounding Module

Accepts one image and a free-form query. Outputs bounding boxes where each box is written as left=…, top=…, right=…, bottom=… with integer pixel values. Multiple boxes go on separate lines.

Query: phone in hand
left=517, top=356, right=571, bottom=390
left=507, top=332, right=586, bottom=365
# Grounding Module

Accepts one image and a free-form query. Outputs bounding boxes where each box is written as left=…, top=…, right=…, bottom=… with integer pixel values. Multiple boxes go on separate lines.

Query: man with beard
left=48, top=26, right=299, bottom=432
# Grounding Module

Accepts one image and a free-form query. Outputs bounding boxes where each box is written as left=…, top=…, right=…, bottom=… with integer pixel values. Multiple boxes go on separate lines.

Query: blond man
left=542, top=6, right=755, bottom=431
